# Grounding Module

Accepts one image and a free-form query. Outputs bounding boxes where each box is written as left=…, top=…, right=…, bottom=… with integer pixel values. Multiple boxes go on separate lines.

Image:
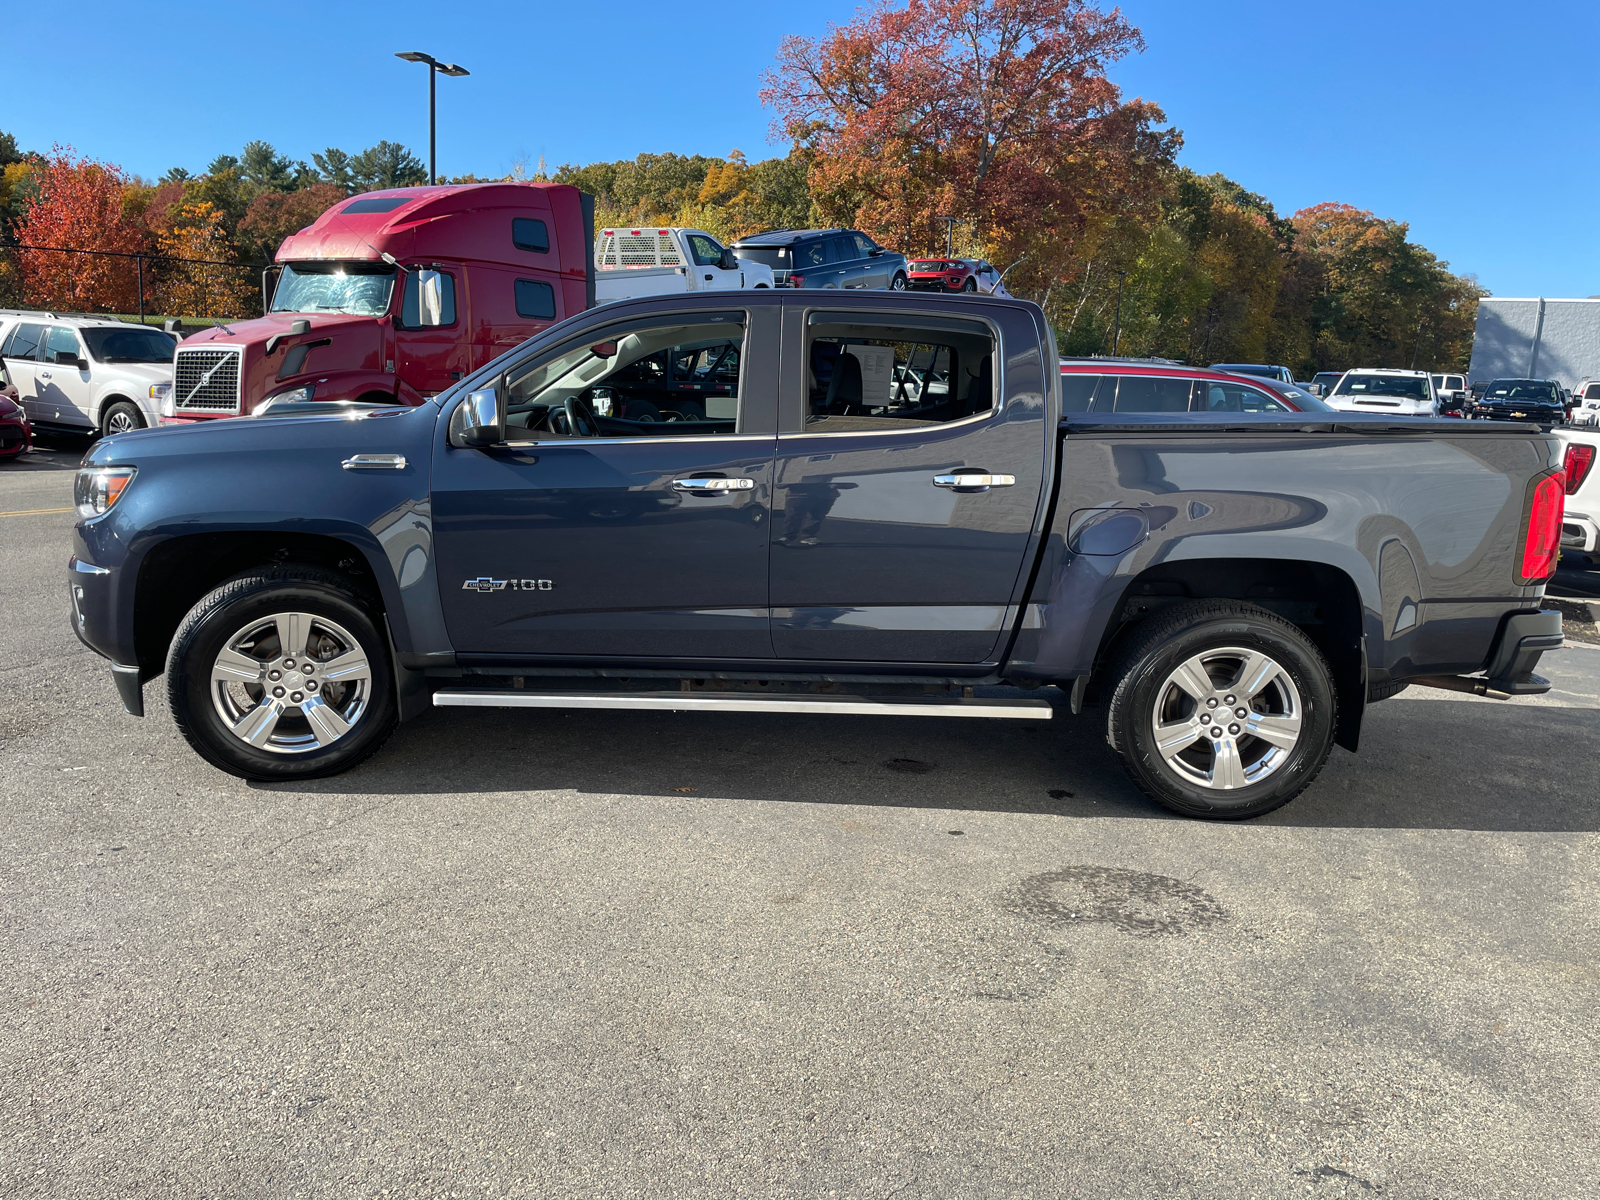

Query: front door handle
left=704, top=274, right=715, bottom=282
left=933, top=473, right=1016, bottom=490
left=342, top=453, right=408, bottom=470
left=38, top=371, right=51, bottom=380
left=673, top=477, right=755, bottom=492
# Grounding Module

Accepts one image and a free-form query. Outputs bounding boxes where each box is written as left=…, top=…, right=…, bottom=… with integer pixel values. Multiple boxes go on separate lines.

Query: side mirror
left=868, top=247, right=884, bottom=257
left=719, top=247, right=738, bottom=271
left=452, top=387, right=504, bottom=447
left=55, top=350, right=84, bottom=369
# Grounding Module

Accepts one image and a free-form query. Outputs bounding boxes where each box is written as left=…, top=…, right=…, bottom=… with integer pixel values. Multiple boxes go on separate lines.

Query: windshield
left=732, top=246, right=788, bottom=270
left=1334, top=374, right=1430, bottom=400
left=82, top=325, right=176, bottom=364
left=271, top=262, right=397, bottom=316
left=1486, top=380, right=1559, bottom=403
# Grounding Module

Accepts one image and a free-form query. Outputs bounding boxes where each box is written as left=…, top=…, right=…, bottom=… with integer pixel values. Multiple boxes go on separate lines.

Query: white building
left=1468, top=297, right=1600, bottom=388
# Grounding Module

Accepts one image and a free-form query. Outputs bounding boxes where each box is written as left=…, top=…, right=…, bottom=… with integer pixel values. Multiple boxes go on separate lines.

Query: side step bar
left=433, top=689, right=1054, bottom=720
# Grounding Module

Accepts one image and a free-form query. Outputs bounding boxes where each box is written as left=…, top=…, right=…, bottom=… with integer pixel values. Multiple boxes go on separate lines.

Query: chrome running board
left=432, top=689, right=1053, bottom=720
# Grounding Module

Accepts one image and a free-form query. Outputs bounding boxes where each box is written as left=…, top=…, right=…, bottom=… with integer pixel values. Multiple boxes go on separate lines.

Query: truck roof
left=276, top=182, right=574, bottom=263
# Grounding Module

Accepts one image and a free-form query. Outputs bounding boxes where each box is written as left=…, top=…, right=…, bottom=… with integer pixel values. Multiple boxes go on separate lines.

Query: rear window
left=342, top=197, right=409, bottom=214
left=514, top=279, right=556, bottom=320
left=1584, top=383, right=1600, bottom=399
left=512, top=218, right=549, bottom=253
left=732, top=246, right=788, bottom=269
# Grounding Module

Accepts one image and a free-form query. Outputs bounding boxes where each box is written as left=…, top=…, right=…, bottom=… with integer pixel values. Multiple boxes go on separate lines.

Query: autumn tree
left=763, top=0, right=1179, bottom=295
left=153, top=201, right=253, bottom=319
left=236, top=183, right=348, bottom=263
left=14, top=147, right=151, bottom=312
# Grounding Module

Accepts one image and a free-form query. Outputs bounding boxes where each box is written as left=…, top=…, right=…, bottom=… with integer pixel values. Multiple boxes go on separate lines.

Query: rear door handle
left=933, top=473, right=1016, bottom=490
left=673, top=477, right=755, bottom=492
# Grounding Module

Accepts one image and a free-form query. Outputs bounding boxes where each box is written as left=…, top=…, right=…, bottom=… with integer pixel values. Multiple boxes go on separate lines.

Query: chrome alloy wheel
left=209, top=611, right=372, bottom=754
left=106, top=409, right=140, bottom=434
left=1149, top=647, right=1303, bottom=790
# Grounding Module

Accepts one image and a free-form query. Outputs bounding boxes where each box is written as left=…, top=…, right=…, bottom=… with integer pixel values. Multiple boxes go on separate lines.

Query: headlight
left=74, top=466, right=137, bottom=519
left=150, top=383, right=173, bottom=417
left=257, top=384, right=315, bottom=414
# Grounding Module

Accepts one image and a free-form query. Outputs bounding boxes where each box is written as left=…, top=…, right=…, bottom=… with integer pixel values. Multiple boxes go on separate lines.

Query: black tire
left=962, top=277, right=978, bottom=293
left=165, top=564, right=396, bottom=781
left=101, top=400, right=145, bottom=437
left=1104, top=600, right=1336, bottom=820
left=890, top=272, right=908, bottom=291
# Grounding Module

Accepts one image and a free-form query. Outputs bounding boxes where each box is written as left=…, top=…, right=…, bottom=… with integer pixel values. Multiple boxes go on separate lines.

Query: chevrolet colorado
left=69, top=291, right=1566, bottom=819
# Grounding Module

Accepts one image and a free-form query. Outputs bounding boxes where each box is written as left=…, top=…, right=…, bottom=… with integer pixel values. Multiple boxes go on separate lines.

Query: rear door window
left=832, top=236, right=860, bottom=264
left=802, top=312, right=996, bottom=430
left=797, top=240, right=830, bottom=269
left=3, top=323, right=46, bottom=361
left=1107, top=375, right=1196, bottom=412
left=1060, top=373, right=1100, bottom=412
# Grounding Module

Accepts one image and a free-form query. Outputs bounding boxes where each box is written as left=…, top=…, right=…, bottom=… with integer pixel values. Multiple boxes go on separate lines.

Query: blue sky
left=8, top=0, right=1596, bottom=296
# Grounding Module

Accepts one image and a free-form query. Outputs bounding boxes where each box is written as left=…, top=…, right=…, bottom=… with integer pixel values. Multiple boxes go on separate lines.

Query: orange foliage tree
left=762, top=0, right=1180, bottom=294
left=153, top=202, right=254, bottom=319
left=15, top=147, right=151, bottom=312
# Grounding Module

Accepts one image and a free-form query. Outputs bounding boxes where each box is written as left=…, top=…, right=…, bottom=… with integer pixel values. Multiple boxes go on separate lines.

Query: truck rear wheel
left=165, top=565, right=396, bottom=781
left=1104, top=601, right=1336, bottom=820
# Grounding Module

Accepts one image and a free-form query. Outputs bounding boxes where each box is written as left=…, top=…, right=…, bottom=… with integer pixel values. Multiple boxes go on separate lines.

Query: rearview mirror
left=452, top=386, right=504, bottom=447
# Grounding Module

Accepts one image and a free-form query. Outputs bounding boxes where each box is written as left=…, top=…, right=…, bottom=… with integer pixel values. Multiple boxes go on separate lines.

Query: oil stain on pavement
left=1003, top=865, right=1228, bottom=937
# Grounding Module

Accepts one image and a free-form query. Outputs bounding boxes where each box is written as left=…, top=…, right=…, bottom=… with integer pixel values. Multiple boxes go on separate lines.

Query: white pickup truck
left=594, top=227, right=775, bottom=303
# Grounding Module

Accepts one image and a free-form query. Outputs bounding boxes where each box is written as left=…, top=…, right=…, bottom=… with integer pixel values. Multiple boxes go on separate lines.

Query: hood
left=92, top=359, right=172, bottom=382
left=176, top=312, right=388, bottom=415
left=180, top=311, right=384, bottom=348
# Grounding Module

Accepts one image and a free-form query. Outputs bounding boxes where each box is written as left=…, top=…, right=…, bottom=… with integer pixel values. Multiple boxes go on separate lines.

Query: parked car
left=161, top=183, right=593, bottom=425
left=1556, top=428, right=1599, bottom=565
left=726, top=229, right=909, bottom=291
left=907, top=258, right=1012, bottom=296
left=1308, top=371, right=1344, bottom=397
left=70, top=290, right=1566, bottom=824
left=1570, top=379, right=1600, bottom=427
left=1065, top=363, right=1330, bottom=413
left=0, top=361, right=31, bottom=460
left=594, top=227, right=774, bottom=303
left=1474, top=378, right=1566, bottom=424
left=1324, top=368, right=1438, bottom=417
left=0, top=312, right=175, bottom=437
left=1430, top=372, right=1468, bottom=414
left=1209, top=363, right=1295, bottom=386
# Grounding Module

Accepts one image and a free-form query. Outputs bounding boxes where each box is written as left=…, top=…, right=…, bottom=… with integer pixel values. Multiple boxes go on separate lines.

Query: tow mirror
left=719, top=247, right=738, bottom=271
left=589, top=341, right=618, bottom=359
left=453, top=386, right=504, bottom=447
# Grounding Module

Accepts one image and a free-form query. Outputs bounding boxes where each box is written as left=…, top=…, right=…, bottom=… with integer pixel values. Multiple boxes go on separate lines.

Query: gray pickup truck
left=69, top=291, right=1566, bottom=819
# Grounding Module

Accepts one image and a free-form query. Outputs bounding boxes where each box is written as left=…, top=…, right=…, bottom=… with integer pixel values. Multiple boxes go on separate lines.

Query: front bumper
left=0, top=418, right=30, bottom=456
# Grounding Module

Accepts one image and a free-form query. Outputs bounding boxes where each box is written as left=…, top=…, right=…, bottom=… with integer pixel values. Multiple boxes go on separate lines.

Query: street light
left=395, top=51, right=469, bottom=186
left=1111, top=270, right=1128, bottom=356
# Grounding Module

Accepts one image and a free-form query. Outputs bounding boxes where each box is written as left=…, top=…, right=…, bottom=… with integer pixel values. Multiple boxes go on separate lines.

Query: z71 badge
left=462, top=577, right=554, bottom=592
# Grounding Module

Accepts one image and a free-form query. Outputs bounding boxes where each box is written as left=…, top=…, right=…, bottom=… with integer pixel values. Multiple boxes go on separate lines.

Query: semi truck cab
left=159, top=183, right=595, bottom=422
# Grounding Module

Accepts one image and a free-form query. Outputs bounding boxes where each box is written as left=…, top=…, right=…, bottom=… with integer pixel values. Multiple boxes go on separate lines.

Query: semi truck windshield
left=271, top=263, right=397, bottom=317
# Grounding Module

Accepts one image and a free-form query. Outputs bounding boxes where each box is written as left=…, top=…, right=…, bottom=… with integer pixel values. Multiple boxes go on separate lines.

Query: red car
left=0, top=362, right=30, bottom=460
left=1060, top=360, right=1334, bottom=414
left=907, top=258, right=981, bottom=292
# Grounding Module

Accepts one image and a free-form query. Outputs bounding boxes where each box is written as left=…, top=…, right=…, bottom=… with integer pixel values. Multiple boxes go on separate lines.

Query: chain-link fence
left=0, top=241, right=269, bottom=325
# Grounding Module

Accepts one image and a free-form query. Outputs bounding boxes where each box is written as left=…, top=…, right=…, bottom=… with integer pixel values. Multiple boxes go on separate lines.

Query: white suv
left=1571, top=379, right=1600, bottom=428
left=1323, top=367, right=1438, bottom=417
left=0, top=311, right=176, bottom=437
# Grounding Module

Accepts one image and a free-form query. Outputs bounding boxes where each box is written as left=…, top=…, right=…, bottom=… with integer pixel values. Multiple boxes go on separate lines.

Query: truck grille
left=173, top=347, right=242, bottom=412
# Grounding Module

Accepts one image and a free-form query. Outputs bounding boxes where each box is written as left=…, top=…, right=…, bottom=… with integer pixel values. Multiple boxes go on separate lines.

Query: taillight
left=1519, top=473, right=1565, bottom=582
left=1563, top=442, right=1596, bottom=494
left=789, top=273, right=805, bottom=288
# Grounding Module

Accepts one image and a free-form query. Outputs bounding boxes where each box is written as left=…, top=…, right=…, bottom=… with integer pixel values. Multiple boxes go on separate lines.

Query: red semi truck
left=159, top=182, right=595, bottom=423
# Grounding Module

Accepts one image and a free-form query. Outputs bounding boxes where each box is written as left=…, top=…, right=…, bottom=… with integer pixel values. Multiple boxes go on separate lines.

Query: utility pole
left=939, top=217, right=963, bottom=259
left=396, top=52, right=470, bottom=185
left=1111, top=270, right=1128, bottom=356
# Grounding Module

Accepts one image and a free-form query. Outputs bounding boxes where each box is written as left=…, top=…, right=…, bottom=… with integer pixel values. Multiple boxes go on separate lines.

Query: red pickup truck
left=159, top=183, right=594, bottom=422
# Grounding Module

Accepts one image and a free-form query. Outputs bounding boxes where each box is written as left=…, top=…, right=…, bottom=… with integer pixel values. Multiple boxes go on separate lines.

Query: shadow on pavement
left=259, top=688, right=1600, bottom=834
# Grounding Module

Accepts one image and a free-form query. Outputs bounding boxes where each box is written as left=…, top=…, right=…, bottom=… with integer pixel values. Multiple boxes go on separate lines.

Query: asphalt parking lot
left=3, top=441, right=1597, bottom=1199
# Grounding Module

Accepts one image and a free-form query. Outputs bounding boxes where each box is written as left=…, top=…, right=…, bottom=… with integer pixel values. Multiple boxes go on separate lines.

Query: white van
left=594, top=228, right=775, bottom=304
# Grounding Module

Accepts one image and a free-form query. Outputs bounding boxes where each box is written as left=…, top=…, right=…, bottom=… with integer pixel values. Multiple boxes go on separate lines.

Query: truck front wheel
left=165, top=565, right=397, bottom=781
left=1104, top=601, right=1336, bottom=820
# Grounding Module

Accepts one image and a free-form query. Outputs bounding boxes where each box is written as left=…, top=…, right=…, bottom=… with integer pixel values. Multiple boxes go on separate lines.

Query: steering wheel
left=557, top=394, right=600, bottom=437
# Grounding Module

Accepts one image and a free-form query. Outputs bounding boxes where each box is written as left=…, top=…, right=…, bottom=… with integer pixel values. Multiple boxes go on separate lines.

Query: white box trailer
left=1468, top=297, right=1600, bottom=389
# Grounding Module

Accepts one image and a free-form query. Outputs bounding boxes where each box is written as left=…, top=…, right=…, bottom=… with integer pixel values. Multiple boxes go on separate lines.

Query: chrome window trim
left=776, top=406, right=1000, bottom=440
left=496, top=433, right=776, bottom=448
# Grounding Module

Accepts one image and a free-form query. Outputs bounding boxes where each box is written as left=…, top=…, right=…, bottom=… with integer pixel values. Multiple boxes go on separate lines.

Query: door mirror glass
left=452, top=387, right=504, bottom=447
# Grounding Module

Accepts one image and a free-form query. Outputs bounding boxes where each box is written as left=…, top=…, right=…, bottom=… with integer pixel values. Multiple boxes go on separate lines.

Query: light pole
left=395, top=51, right=469, bottom=185
left=1111, top=270, right=1128, bottom=355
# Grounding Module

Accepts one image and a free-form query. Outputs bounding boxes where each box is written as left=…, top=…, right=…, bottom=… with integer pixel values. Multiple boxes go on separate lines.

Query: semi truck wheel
left=166, top=565, right=396, bottom=781
left=1103, top=601, right=1336, bottom=820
